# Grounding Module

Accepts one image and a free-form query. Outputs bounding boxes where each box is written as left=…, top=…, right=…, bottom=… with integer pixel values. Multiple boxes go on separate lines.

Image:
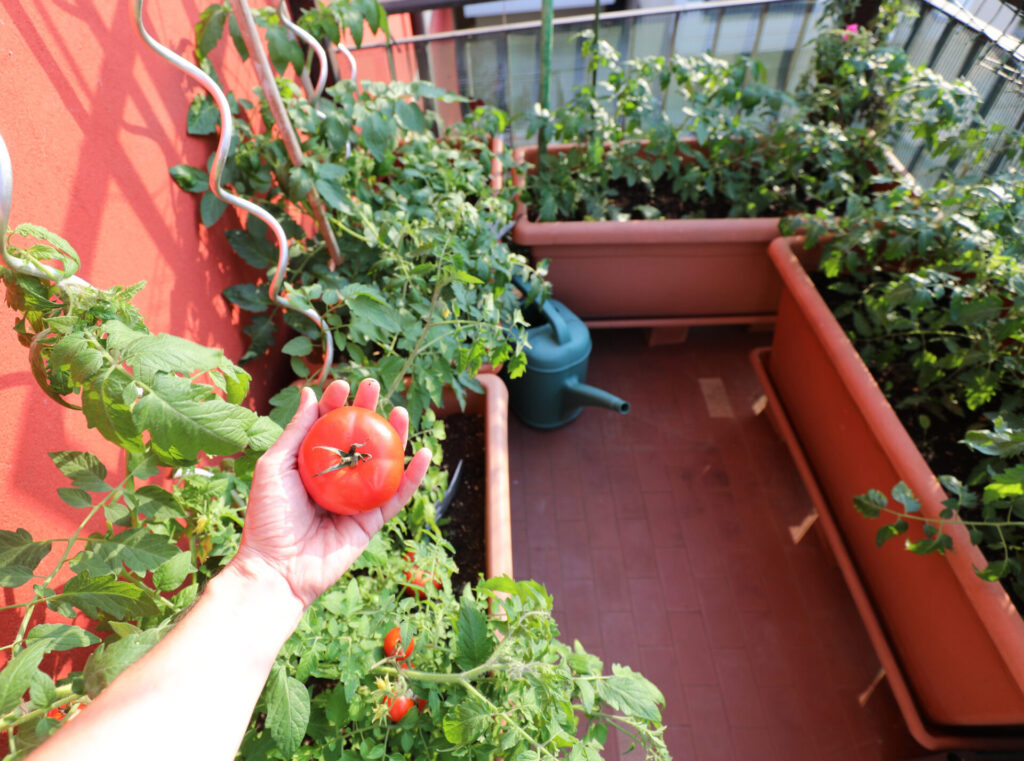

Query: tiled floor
left=507, top=327, right=927, bottom=761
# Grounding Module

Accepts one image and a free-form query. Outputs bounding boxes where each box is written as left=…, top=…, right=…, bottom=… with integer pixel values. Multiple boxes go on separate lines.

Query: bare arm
left=28, top=379, right=431, bottom=761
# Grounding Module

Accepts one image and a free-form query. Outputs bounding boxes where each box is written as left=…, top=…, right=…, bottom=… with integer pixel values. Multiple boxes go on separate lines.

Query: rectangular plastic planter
left=752, top=236, right=1024, bottom=751
left=509, top=143, right=812, bottom=328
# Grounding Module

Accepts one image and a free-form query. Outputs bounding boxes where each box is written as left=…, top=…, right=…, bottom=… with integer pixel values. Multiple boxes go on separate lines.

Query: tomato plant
left=298, top=407, right=404, bottom=514
left=383, top=626, right=414, bottom=662
left=401, top=551, right=442, bottom=599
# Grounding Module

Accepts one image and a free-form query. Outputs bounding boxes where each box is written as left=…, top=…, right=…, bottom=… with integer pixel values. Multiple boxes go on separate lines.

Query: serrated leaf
left=80, top=367, right=145, bottom=454
left=265, top=666, right=310, bottom=756
left=104, top=321, right=226, bottom=378
left=226, top=227, right=276, bottom=267
left=455, top=593, right=492, bottom=671
left=57, top=487, right=92, bottom=508
left=133, top=373, right=262, bottom=461
left=86, top=528, right=179, bottom=574
left=358, top=112, right=393, bottom=162
left=0, top=529, right=52, bottom=587
left=595, top=664, right=664, bottom=722
left=153, top=551, right=193, bottom=592
left=853, top=489, right=887, bottom=519
left=82, top=624, right=169, bottom=698
left=48, top=451, right=109, bottom=492
left=132, top=485, right=185, bottom=521
left=0, top=641, right=50, bottom=714
left=25, top=623, right=101, bottom=651
left=49, top=574, right=159, bottom=620
left=891, top=482, right=920, bottom=514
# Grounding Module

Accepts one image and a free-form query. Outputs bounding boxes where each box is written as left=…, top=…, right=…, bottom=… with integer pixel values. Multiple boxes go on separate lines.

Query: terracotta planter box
left=752, top=235, right=1024, bottom=750
left=449, top=372, right=513, bottom=581
left=508, top=143, right=817, bottom=327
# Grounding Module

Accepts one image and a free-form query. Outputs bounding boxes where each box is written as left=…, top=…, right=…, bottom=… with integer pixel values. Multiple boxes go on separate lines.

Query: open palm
left=236, top=379, right=431, bottom=607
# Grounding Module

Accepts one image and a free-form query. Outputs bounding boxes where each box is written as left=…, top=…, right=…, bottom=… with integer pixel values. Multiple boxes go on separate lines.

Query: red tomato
left=383, top=626, right=415, bottom=662
left=297, top=407, right=404, bottom=515
left=402, top=551, right=442, bottom=599
left=386, top=695, right=414, bottom=722
left=415, top=698, right=428, bottom=712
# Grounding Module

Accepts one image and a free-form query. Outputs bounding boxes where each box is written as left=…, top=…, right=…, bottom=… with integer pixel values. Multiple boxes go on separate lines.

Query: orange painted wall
left=0, top=2, right=411, bottom=671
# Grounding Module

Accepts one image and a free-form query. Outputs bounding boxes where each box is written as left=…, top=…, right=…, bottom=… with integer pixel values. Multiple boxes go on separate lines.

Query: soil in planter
left=438, top=413, right=487, bottom=592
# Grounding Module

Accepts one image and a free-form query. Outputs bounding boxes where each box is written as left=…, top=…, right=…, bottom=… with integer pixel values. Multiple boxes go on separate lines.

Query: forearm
left=29, top=558, right=303, bottom=761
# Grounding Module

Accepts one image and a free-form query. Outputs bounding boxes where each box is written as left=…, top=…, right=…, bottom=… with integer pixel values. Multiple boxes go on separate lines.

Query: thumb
left=267, top=386, right=319, bottom=462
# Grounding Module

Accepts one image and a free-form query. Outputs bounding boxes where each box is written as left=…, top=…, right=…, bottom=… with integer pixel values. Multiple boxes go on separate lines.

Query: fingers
left=319, top=379, right=350, bottom=416
left=380, top=447, right=432, bottom=522
left=352, top=377, right=380, bottom=410
left=264, top=386, right=318, bottom=463
left=389, top=406, right=410, bottom=450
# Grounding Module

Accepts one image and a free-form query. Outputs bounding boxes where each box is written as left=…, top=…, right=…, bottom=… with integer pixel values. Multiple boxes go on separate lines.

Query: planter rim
left=768, top=234, right=1024, bottom=689
left=507, top=143, right=782, bottom=245
left=464, top=373, right=513, bottom=581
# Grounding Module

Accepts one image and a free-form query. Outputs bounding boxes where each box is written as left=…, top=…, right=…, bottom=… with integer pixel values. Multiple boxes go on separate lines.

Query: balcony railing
left=364, top=0, right=1024, bottom=180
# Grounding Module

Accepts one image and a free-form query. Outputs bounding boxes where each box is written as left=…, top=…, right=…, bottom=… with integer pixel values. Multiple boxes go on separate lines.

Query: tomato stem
left=312, top=443, right=372, bottom=476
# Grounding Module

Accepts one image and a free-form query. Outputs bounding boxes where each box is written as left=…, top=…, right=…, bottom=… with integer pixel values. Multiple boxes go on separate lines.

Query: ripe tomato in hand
left=386, top=695, right=414, bottom=722
left=297, top=407, right=404, bottom=515
left=383, top=626, right=415, bottom=662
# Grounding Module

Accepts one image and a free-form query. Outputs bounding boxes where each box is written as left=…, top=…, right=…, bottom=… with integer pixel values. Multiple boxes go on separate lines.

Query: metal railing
left=359, top=0, right=1024, bottom=177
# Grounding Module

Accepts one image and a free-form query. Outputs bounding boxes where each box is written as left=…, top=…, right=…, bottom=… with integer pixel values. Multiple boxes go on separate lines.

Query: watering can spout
left=564, top=378, right=630, bottom=415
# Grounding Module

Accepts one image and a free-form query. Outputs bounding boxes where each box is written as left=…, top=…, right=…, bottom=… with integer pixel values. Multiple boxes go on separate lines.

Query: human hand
left=232, top=378, right=432, bottom=608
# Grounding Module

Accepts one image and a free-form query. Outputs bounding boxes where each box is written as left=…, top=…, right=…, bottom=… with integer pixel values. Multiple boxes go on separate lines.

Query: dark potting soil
left=438, top=413, right=487, bottom=593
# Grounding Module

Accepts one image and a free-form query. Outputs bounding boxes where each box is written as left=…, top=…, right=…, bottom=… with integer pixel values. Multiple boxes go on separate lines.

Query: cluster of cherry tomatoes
left=382, top=626, right=427, bottom=721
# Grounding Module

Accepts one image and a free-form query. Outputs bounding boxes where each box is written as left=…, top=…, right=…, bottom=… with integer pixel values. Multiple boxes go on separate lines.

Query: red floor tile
left=507, top=328, right=924, bottom=761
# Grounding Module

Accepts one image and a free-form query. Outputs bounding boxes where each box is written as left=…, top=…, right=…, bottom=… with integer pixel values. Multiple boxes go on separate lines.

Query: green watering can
left=507, top=295, right=629, bottom=429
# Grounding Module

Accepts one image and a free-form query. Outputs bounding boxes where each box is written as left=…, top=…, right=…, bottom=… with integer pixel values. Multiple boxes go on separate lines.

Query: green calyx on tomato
left=297, top=406, right=405, bottom=515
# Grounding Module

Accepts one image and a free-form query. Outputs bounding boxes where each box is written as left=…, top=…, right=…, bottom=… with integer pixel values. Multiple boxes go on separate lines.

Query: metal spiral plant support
left=277, top=0, right=357, bottom=158
left=134, top=0, right=334, bottom=384
left=0, top=134, right=88, bottom=288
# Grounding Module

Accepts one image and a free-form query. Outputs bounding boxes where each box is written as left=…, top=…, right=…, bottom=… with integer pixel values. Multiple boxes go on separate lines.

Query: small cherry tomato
left=402, top=552, right=442, bottom=599
left=386, top=695, right=414, bottom=722
left=297, top=407, right=404, bottom=515
left=383, top=626, right=415, bottom=662
left=415, top=698, right=428, bottom=712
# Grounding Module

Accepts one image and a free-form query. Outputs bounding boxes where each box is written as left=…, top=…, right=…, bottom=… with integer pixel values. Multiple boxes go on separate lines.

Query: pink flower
left=842, top=23, right=859, bottom=41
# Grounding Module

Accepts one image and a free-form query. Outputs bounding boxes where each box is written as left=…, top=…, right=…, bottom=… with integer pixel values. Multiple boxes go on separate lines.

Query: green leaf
left=48, top=451, right=109, bottom=492
left=228, top=15, right=248, bottom=59
left=395, top=100, right=426, bottom=133
left=57, top=487, right=92, bottom=508
left=455, top=592, right=492, bottom=671
left=265, top=666, right=310, bottom=756
left=875, top=519, right=908, bottom=547
left=49, top=573, right=160, bottom=620
left=82, top=624, right=170, bottom=698
left=153, top=551, right=193, bottom=592
left=442, top=700, right=491, bottom=745
left=358, top=112, right=393, bottom=162
left=595, top=664, right=664, bottom=722
left=853, top=489, right=887, bottom=519
left=133, top=373, right=263, bottom=461
left=195, top=4, right=228, bottom=58
left=282, top=336, right=313, bottom=356
left=132, top=485, right=185, bottom=521
left=0, top=641, right=49, bottom=714
left=0, top=529, right=52, bottom=587
left=266, top=24, right=305, bottom=74
left=85, top=528, right=179, bottom=574
left=224, top=283, right=270, bottom=313
left=201, top=191, right=228, bottom=227
left=453, top=271, right=484, bottom=285
left=226, top=227, right=276, bottom=267
left=169, top=164, right=209, bottom=194
left=187, top=93, right=220, bottom=136
left=891, top=482, right=920, bottom=514
left=24, top=623, right=101, bottom=652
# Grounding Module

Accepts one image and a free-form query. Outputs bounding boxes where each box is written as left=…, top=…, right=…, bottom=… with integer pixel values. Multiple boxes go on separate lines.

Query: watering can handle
left=541, top=300, right=571, bottom=346
left=513, top=275, right=571, bottom=346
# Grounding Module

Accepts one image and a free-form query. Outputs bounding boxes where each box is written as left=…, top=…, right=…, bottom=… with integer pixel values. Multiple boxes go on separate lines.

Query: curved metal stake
left=135, top=0, right=334, bottom=384
left=278, top=0, right=328, bottom=102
